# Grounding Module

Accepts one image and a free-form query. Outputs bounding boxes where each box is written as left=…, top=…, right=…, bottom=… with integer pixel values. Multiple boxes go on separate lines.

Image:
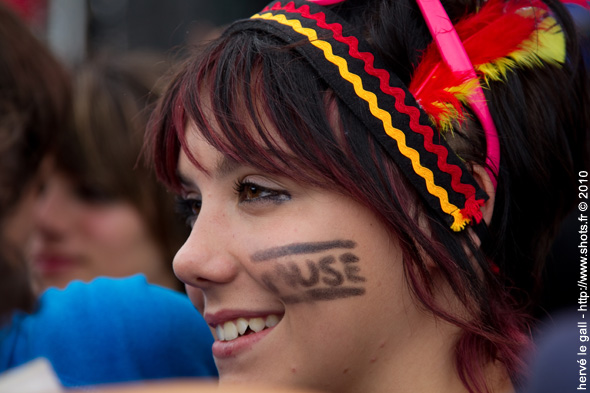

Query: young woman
left=28, top=53, right=188, bottom=291
left=146, top=0, right=589, bottom=392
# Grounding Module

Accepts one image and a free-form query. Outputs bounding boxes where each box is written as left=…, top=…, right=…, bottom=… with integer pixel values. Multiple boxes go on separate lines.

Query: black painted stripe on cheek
left=251, top=240, right=357, bottom=262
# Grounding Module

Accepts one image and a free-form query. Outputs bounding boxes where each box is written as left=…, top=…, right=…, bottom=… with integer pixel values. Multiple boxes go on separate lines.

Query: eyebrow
left=251, top=240, right=357, bottom=262
left=176, top=155, right=241, bottom=189
left=177, top=171, right=197, bottom=189
left=215, top=155, right=240, bottom=179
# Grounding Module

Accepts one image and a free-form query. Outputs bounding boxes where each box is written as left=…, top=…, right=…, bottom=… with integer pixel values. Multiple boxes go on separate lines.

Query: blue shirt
left=0, top=275, right=217, bottom=387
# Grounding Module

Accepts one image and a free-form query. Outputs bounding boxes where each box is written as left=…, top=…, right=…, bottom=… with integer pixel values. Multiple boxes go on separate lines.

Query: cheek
left=79, top=206, right=150, bottom=251
left=236, top=211, right=376, bottom=305
left=249, top=247, right=368, bottom=305
left=186, top=286, right=205, bottom=313
left=3, top=208, right=33, bottom=252
left=2, top=189, right=37, bottom=252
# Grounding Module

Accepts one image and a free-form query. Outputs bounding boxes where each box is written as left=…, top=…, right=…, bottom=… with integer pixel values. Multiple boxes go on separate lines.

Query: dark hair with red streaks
left=146, top=0, right=589, bottom=391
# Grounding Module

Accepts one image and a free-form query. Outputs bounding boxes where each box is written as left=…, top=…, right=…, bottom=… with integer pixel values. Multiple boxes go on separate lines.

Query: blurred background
left=0, top=0, right=270, bottom=66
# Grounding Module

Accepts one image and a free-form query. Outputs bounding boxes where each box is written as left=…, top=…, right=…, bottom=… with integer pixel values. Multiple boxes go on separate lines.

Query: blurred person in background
left=0, top=4, right=217, bottom=387
left=28, top=52, right=188, bottom=292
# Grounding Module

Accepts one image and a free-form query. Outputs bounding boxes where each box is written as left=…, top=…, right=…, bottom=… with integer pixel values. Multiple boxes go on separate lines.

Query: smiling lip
left=212, top=326, right=275, bottom=359
left=33, top=255, right=76, bottom=275
left=205, top=310, right=283, bottom=360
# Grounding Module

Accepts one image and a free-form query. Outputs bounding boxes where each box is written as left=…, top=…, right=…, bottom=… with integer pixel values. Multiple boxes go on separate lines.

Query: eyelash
left=175, top=196, right=201, bottom=228
left=233, top=180, right=291, bottom=204
left=176, top=180, right=291, bottom=227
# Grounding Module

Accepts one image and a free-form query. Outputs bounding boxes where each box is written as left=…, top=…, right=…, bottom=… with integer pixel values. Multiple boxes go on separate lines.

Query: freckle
left=343, top=368, right=349, bottom=374
left=291, top=367, right=297, bottom=374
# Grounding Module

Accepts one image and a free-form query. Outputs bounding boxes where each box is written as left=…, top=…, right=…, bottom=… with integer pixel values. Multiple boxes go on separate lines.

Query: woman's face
left=28, top=168, right=177, bottom=291
left=175, top=124, right=445, bottom=392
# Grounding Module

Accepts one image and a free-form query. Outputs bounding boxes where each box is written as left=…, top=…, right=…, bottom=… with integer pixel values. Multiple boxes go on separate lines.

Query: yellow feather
left=431, top=79, right=480, bottom=132
left=430, top=103, right=460, bottom=133
left=477, top=17, right=565, bottom=83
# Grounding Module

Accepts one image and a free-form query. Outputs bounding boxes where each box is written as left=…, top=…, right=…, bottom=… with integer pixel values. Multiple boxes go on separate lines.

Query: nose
left=173, top=203, right=239, bottom=289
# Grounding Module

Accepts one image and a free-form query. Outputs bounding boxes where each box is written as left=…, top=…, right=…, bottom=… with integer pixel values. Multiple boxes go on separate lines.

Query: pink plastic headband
left=415, top=0, right=500, bottom=189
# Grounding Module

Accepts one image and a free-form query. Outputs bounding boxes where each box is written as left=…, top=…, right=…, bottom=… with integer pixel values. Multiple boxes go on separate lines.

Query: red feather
left=456, top=0, right=544, bottom=68
left=409, top=0, right=551, bottom=130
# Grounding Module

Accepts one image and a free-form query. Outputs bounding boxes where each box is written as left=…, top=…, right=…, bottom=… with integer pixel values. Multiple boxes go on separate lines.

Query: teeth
left=216, top=325, right=225, bottom=341
left=223, top=321, right=238, bottom=341
left=249, top=317, right=265, bottom=333
left=236, top=318, right=248, bottom=335
left=266, top=314, right=279, bottom=328
left=215, top=314, right=281, bottom=341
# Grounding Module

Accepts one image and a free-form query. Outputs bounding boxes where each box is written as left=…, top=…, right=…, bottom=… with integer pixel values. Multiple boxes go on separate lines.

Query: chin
left=220, top=367, right=323, bottom=393
left=218, top=369, right=287, bottom=388
left=37, top=275, right=70, bottom=291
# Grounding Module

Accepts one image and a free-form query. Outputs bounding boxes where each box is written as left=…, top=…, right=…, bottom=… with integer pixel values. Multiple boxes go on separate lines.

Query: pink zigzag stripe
left=279, top=2, right=476, bottom=200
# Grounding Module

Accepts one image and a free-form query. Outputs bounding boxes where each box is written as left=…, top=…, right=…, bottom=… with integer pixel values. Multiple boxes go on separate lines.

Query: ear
left=471, top=164, right=495, bottom=225
left=468, top=164, right=496, bottom=247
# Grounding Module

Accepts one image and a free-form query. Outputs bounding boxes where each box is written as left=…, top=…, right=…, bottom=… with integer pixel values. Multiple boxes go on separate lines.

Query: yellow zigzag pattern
left=253, top=12, right=465, bottom=226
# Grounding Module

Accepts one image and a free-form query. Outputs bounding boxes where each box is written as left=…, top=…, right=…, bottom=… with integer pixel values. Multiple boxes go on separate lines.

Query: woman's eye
left=175, top=196, right=202, bottom=227
left=234, top=181, right=291, bottom=204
